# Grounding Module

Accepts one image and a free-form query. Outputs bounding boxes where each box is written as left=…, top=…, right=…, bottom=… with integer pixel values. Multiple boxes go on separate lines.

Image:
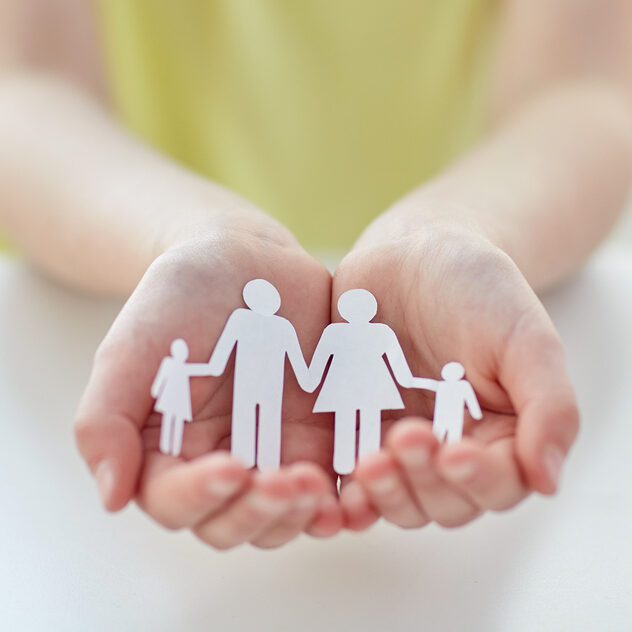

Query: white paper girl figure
left=412, top=362, right=483, bottom=443
left=151, top=338, right=212, bottom=457
left=305, top=289, right=416, bottom=475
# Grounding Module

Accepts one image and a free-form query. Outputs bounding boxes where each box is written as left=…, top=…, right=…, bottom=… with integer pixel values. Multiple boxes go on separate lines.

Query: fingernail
left=543, top=445, right=564, bottom=490
left=399, top=446, right=430, bottom=468
left=442, top=459, right=477, bottom=482
left=95, top=461, right=115, bottom=506
left=206, top=477, right=242, bottom=498
left=248, top=492, right=289, bottom=514
left=368, top=475, right=398, bottom=494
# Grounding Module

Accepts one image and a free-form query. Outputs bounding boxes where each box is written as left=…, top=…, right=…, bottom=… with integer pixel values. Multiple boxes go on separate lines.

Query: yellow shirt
left=98, top=1, right=498, bottom=251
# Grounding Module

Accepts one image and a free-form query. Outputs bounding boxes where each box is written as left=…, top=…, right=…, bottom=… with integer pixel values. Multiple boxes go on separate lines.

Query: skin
left=0, top=0, right=631, bottom=546
left=75, top=235, right=344, bottom=547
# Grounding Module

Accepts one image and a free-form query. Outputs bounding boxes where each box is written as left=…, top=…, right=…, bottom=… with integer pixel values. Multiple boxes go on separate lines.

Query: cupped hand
left=75, top=230, right=342, bottom=549
left=333, top=226, right=579, bottom=530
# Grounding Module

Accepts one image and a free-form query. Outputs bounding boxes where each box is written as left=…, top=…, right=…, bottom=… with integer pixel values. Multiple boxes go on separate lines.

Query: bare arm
left=0, top=1, right=298, bottom=296
left=356, top=0, right=632, bottom=291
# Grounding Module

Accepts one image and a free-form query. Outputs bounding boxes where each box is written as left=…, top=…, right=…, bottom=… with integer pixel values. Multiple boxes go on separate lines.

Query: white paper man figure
left=151, top=339, right=212, bottom=457
left=207, top=279, right=311, bottom=470
left=305, top=289, right=415, bottom=475
left=413, top=362, right=483, bottom=443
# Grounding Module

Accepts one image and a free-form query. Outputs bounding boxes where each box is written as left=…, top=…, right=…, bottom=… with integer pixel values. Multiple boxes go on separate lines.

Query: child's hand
left=75, top=232, right=342, bottom=549
left=334, top=226, right=579, bottom=530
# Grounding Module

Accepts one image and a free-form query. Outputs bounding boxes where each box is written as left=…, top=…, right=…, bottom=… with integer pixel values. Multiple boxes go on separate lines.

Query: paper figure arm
left=463, top=382, right=483, bottom=420
left=207, top=312, right=240, bottom=376
left=411, top=377, right=439, bottom=391
left=187, top=363, right=215, bottom=377
left=384, top=329, right=415, bottom=388
left=150, top=357, right=170, bottom=399
left=285, top=328, right=311, bottom=392
left=304, top=328, right=334, bottom=393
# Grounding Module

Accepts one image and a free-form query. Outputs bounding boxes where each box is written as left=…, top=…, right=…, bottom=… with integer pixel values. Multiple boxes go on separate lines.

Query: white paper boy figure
left=151, top=339, right=212, bottom=456
left=413, top=362, right=483, bottom=443
left=305, top=289, right=416, bottom=475
left=207, top=279, right=311, bottom=470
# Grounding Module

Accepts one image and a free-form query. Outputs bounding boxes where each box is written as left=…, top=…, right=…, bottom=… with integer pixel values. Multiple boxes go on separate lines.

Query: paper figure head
left=337, top=289, right=378, bottom=323
left=171, top=338, right=189, bottom=361
left=243, top=279, right=281, bottom=316
left=441, top=361, right=465, bottom=381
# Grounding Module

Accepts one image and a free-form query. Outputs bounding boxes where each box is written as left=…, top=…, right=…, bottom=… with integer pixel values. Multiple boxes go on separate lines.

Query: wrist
left=353, top=195, right=504, bottom=258
left=155, top=196, right=300, bottom=258
left=338, top=209, right=520, bottom=301
left=107, top=207, right=301, bottom=298
left=129, top=179, right=305, bottom=288
left=354, top=189, right=509, bottom=257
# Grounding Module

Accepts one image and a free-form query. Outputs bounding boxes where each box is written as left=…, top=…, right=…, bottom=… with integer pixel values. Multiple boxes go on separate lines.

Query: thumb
left=75, top=412, right=143, bottom=512
left=501, top=318, right=580, bottom=495
left=74, top=346, right=147, bottom=512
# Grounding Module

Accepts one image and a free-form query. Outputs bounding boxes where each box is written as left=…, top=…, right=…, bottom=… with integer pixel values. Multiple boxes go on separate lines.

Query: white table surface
left=1, top=248, right=631, bottom=632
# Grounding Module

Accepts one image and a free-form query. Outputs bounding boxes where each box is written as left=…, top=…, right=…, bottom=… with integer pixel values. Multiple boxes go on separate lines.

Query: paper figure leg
left=170, top=416, right=185, bottom=456
left=231, top=396, right=257, bottom=468
left=256, top=401, right=282, bottom=471
left=432, top=421, right=448, bottom=444
left=446, top=420, right=464, bottom=444
left=358, top=408, right=381, bottom=461
left=159, top=414, right=175, bottom=455
left=334, top=410, right=357, bottom=475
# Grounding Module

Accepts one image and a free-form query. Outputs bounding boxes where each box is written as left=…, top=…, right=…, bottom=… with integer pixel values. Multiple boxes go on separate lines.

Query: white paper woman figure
left=305, top=289, right=416, bottom=475
left=151, top=339, right=212, bottom=456
left=413, top=362, right=483, bottom=443
left=207, top=279, right=311, bottom=470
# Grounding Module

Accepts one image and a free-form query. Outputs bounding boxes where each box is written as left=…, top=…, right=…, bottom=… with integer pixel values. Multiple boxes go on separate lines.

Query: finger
left=436, top=438, right=530, bottom=511
left=74, top=407, right=143, bottom=512
left=353, top=452, right=428, bottom=529
left=502, top=321, right=580, bottom=494
left=250, top=463, right=331, bottom=549
left=136, top=452, right=250, bottom=529
left=74, top=335, right=161, bottom=512
left=306, top=493, right=344, bottom=538
left=340, top=480, right=380, bottom=531
left=192, top=470, right=299, bottom=550
left=386, top=419, right=480, bottom=528
left=73, top=258, right=230, bottom=512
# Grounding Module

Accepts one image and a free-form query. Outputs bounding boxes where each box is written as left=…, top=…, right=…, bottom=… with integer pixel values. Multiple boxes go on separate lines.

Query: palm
left=334, top=233, right=577, bottom=529
left=338, top=238, right=531, bottom=427
left=126, top=239, right=334, bottom=472
left=78, top=235, right=340, bottom=548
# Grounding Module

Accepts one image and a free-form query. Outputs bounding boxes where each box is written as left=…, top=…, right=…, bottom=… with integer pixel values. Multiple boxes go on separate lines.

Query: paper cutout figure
left=305, top=289, right=416, bottom=475
left=207, top=279, right=311, bottom=470
left=151, top=280, right=484, bottom=473
left=413, top=362, right=483, bottom=444
left=151, top=339, right=212, bottom=456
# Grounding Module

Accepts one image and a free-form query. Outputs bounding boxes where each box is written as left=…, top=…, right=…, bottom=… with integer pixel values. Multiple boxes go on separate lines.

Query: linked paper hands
left=152, top=279, right=481, bottom=474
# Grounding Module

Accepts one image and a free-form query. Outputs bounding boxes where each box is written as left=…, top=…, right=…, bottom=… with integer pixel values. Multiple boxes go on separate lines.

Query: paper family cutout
left=151, top=279, right=482, bottom=474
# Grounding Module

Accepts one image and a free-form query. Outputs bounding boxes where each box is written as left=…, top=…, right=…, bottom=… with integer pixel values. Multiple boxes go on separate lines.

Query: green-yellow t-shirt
left=5, top=1, right=500, bottom=254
